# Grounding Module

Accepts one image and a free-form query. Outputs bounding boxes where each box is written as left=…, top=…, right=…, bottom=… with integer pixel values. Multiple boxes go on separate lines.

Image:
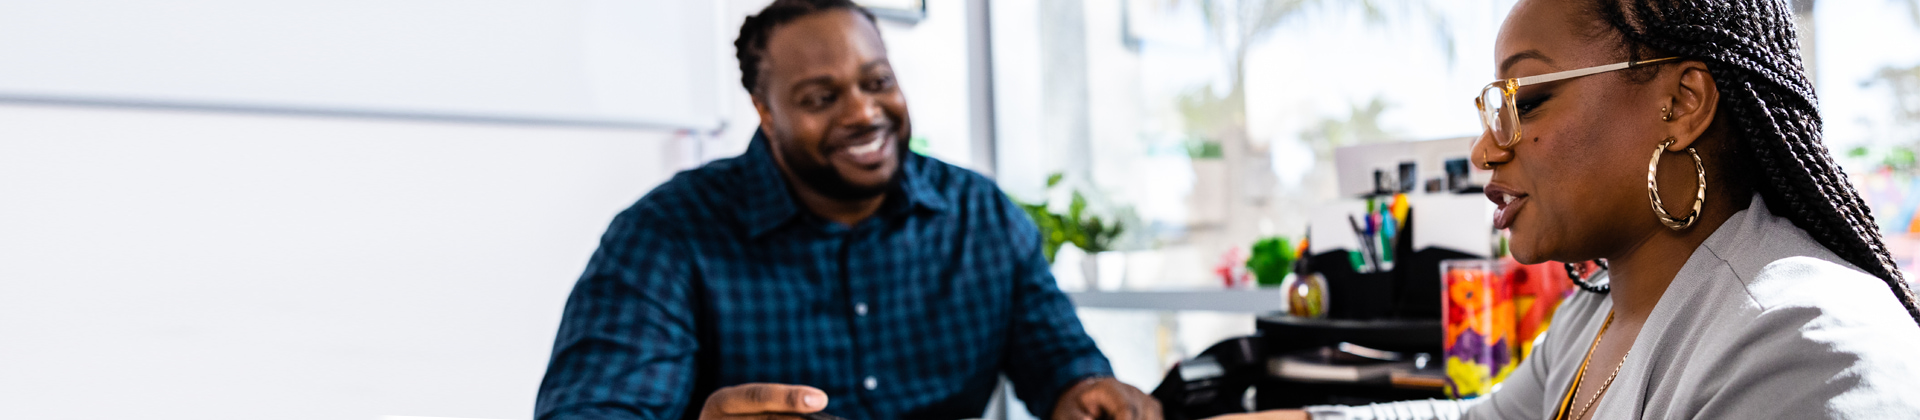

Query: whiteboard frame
left=0, top=91, right=720, bottom=132
left=0, top=0, right=734, bottom=133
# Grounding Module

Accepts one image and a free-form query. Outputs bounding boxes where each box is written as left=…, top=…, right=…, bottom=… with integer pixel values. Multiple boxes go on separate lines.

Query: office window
left=990, top=0, right=1920, bottom=388
left=990, top=0, right=1505, bottom=388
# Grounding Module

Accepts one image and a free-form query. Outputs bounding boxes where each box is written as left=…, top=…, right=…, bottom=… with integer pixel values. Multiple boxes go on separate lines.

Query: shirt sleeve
left=1297, top=346, right=1552, bottom=420
left=996, top=194, right=1115, bottom=417
left=1303, top=399, right=1481, bottom=420
left=1303, top=291, right=1579, bottom=420
left=535, top=209, right=701, bottom=420
left=1296, top=353, right=1529, bottom=420
left=1298, top=352, right=1534, bottom=420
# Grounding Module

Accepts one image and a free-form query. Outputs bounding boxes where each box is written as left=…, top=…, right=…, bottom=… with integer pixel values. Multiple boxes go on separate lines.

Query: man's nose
left=835, top=89, right=886, bottom=129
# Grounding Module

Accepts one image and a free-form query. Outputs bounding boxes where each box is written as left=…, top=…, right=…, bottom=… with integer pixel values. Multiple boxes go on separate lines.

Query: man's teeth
left=1503, top=193, right=1517, bottom=205
left=849, top=138, right=884, bottom=154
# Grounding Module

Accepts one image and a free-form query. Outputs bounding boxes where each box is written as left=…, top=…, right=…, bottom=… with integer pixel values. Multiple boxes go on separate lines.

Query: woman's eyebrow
left=1501, top=49, right=1555, bottom=74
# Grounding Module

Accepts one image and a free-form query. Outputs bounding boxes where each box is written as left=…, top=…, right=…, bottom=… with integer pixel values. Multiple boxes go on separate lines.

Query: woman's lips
left=1485, top=183, right=1530, bottom=230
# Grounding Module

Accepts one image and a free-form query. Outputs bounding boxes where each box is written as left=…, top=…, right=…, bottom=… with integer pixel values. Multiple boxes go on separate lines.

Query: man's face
left=752, top=9, right=910, bottom=201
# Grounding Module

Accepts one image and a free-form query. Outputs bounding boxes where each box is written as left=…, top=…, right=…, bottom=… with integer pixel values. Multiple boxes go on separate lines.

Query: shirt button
left=863, top=376, right=878, bottom=390
left=854, top=302, right=869, bottom=316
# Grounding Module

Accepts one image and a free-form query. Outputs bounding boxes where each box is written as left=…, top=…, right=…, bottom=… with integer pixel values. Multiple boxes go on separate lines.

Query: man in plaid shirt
left=533, top=1, right=1159, bottom=419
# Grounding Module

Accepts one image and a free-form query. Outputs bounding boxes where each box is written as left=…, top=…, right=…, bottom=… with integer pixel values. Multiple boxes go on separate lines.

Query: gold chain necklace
left=1554, top=312, right=1630, bottom=420
left=1570, top=348, right=1629, bottom=420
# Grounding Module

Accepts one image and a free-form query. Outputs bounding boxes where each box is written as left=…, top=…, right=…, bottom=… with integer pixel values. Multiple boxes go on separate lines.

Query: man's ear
left=1664, top=60, right=1719, bottom=152
left=751, top=92, right=776, bottom=137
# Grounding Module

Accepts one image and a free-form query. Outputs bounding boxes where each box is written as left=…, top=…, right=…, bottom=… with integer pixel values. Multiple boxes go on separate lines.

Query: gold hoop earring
left=1648, top=137, right=1705, bottom=230
left=1661, top=105, right=1674, bottom=122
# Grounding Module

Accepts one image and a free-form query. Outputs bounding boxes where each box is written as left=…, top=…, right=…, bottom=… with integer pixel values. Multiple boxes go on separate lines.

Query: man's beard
left=777, top=135, right=904, bottom=201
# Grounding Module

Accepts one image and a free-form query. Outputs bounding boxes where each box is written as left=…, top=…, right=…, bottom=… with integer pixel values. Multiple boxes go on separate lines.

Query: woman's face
left=1471, top=0, right=1676, bottom=264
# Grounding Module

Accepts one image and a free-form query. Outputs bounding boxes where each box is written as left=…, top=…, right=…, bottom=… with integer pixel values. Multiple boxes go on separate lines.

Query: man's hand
left=1204, top=410, right=1308, bottom=420
left=698, top=383, right=830, bottom=420
left=1050, top=377, right=1162, bottom=420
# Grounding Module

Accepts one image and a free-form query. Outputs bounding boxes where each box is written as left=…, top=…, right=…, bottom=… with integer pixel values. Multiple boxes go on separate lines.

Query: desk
left=1065, top=288, right=1288, bottom=313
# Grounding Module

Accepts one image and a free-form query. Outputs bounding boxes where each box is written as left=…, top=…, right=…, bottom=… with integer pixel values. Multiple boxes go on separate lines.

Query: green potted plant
left=1012, top=173, right=1128, bottom=289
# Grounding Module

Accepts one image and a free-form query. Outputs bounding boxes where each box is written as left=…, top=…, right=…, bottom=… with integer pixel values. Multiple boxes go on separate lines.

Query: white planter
left=1081, top=251, right=1128, bottom=291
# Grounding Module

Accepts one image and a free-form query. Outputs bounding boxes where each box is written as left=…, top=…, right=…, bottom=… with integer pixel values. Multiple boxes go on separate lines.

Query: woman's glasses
left=1475, top=56, right=1680, bottom=148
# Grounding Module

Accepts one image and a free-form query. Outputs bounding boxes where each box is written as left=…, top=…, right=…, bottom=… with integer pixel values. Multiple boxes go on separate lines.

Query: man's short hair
left=732, top=0, right=879, bottom=96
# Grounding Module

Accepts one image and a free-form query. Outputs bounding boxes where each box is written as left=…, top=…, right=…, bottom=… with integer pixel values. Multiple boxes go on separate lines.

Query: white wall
left=0, top=1, right=981, bottom=419
left=873, top=0, right=978, bottom=169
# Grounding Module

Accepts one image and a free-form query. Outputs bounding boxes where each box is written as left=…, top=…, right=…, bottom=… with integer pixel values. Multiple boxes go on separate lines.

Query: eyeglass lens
left=1479, top=84, right=1517, bottom=147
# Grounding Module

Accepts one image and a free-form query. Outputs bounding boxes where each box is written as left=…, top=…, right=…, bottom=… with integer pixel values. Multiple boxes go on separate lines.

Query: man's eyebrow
left=785, top=59, right=890, bottom=94
left=787, top=75, right=834, bottom=92
left=1500, top=49, right=1553, bottom=74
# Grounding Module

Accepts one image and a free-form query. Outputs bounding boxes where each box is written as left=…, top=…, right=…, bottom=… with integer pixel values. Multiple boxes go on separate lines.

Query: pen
left=1349, top=214, right=1378, bottom=273
left=1368, top=211, right=1385, bottom=267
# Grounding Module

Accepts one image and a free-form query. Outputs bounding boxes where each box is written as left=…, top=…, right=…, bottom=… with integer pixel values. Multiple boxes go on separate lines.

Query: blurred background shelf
left=1066, top=288, right=1288, bottom=313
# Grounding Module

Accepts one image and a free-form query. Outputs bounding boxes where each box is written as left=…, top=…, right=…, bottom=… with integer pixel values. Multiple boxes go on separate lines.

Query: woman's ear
left=1664, top=60, right=1719, bottom=151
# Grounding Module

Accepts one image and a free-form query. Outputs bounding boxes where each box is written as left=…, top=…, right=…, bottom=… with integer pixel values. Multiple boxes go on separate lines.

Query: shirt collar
left=740, top=129, right=949, bottom=239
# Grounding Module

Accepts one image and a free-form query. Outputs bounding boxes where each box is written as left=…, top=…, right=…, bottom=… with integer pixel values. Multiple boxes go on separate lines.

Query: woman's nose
left=1471, top=129, right=1513, bottom=169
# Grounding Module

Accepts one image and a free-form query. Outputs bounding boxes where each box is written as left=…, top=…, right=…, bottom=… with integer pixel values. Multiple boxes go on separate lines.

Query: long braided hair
left=1581, top=0, right=1920, bottom=325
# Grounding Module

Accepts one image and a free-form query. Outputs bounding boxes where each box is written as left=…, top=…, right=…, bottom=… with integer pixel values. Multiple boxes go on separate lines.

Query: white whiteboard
left=0, top=102, right=681, bottom=420
left=0, top=0, right=727, bottom=130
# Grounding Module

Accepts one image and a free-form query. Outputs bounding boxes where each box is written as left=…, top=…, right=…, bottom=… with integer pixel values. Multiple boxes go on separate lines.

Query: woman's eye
left=1515, top=94, right=1549, bottom=116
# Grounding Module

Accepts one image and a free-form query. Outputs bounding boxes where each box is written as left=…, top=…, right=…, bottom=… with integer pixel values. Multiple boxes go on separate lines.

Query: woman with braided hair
left=1211, top=0, right=1920, bottom=419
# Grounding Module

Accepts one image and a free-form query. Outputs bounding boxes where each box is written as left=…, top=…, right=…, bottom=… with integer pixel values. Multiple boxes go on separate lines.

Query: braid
left=1589, top=0, right=1920, bottom=325
left=733, top=0, right=877, bottom=95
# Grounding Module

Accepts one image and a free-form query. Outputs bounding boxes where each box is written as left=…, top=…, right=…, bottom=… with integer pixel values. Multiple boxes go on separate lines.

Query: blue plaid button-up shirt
left=535, top=130, right=1112, bottom=420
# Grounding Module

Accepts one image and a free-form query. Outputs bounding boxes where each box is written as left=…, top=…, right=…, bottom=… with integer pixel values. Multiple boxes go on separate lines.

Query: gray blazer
left=1308, top=195, right=1920, bottom=419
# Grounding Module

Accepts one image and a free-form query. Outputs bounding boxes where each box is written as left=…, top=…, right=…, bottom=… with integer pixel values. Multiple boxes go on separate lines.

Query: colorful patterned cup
left=1440, top=259, right=1516, bottom=398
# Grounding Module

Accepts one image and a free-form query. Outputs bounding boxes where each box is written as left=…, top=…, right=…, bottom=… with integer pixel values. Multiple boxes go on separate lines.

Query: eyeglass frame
left=1475, top=56, right=1682, bottom=147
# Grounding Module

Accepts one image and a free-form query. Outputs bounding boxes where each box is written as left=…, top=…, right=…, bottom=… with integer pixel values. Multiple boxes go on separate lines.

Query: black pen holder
left=1301, top=205, right=1474, bottom=320
left=1307, top=249, right=1477, bottom=321
left=1303, top=251, right=1392, bottom=320
left=1299, top=199, right=1495, bottom=320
